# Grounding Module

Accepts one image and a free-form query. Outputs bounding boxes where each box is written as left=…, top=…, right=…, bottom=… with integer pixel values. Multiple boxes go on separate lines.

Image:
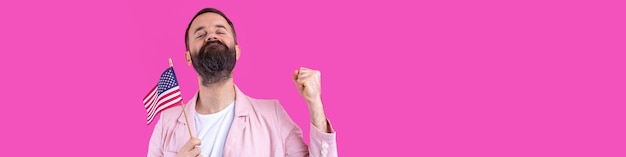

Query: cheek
left=218, top=36, right=234, bottom=46
left=226, top=40, right=236, bottom=49
left=192, top=42, right=203, bottom=52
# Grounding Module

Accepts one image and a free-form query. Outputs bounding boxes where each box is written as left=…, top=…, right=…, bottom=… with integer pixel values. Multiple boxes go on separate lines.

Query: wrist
left=307, top=101, right=330, bottom=133
left=305, top=97, right=323, bottom=108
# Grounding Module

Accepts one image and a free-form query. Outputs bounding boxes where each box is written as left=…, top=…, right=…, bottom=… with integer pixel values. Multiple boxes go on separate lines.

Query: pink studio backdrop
left=1, top=0, right=625, bottom=156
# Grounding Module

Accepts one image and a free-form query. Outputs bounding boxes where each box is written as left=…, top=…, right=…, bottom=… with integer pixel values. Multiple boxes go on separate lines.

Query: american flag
left=143, top=67, right=183, bottom=125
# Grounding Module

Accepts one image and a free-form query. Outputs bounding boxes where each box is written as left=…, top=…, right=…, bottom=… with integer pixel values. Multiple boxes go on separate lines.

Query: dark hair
left=185, top=8, right=237, bottom=51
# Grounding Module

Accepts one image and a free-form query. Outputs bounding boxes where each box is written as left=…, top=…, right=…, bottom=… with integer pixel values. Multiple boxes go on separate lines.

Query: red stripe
left=156, top=90, right=181, bottom=105
left=148, top=95, right=181, bottom=119
left=142, top=85, right=157, bottom=103
left=157, top=89, right=181, bottom=102
left=145, top=88, right=159, bottom=110
left=149, top=94, right=181, bottom=117
left=145, top=91, right=158, bottom=112
left=145, top=92, right=157, bottom=109
left=145, top=85, right=183, bottom=125
left=146, top=88, right=179, bottom=115
left=145, top=95, right=157, bottom=112
left=147, top=96, right=181, bottom=124
left=143, top=86, right=158, bottom=120
left=143, top=87, right=158, bottom=110
left=156, top=103, right=179, bottom=116
left=146, top=90, right=182, bottom=122
left=156, top=96, right=182, bottom=113
left=148, top=89, right=180, bottom=113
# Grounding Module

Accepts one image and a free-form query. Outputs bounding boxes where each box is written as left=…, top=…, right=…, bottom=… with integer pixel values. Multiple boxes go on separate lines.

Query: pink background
left=1, top=0, right=625, bottom=156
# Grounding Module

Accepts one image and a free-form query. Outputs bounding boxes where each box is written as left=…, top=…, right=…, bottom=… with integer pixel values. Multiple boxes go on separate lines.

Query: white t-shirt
left=194, top=101, right=235, bottom=157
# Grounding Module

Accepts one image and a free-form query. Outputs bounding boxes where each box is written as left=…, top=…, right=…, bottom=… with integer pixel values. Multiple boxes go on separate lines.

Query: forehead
left=189, top=13, right=231, bottom=33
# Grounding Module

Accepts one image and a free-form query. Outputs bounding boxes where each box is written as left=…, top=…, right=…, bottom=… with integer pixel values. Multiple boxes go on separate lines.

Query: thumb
left=292, top=69, right=299, bottom=82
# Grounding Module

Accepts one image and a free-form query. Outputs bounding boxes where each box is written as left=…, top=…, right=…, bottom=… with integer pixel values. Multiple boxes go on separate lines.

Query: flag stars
left=156, top=68, right=179, bottom=95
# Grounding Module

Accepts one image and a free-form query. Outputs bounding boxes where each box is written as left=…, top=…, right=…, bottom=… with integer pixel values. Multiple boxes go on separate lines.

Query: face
left=185, top=13, right=240, bottom=86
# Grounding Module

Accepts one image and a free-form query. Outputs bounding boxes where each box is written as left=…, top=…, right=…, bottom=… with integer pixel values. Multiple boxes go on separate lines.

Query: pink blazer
left=148, top=86, right=338, bottom=157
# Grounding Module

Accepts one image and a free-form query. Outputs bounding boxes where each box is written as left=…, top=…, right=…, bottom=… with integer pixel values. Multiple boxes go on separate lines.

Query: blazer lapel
left=223, top=85, right=252, bottom=157
left=176, top=93, right=198, bottom=139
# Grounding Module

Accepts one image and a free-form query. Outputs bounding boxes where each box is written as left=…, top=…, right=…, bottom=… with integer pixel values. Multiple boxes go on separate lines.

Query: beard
left=191, top=40, right=237, bottom=86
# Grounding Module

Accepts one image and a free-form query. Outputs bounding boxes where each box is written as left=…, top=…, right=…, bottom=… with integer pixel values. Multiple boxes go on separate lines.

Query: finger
left=297, top=69, right=319, bottom=76
left=190, top=146, right=201, bottom=156
left=292, top=69, right=299, bottom=81
left=298, top=68, right=314, bottom=75
left=299, top=67, right=311, bottom=71
left=297, top=73, right=316, bottom=83
left=182, top=138, right=201, bottom=151
left=296, top=77, right=312, bottom=87
left=189, top=138, right=201, bottom=147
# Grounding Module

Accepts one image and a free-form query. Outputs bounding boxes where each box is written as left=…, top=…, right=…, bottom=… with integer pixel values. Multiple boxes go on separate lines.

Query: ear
left=235, top=45, right=241, bottom=60
left=185, top=50, right=192, bottom=66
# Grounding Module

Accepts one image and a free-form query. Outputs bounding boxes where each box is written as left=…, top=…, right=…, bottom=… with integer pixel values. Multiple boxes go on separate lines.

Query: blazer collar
left=177, top=85, right=252, bottom=125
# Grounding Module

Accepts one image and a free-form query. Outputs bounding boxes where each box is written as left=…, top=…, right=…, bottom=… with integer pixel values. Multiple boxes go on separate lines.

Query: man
left=148, top=8, right=338, bottom=157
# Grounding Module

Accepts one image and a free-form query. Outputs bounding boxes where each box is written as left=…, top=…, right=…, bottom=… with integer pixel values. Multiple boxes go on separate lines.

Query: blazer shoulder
left=249, top=97, right=279, bottom=105
left=156, top=106, right=184, bottom=123
left=248, top=96, right=280, bottom=107
left=247, top=97, right=283, bottom=115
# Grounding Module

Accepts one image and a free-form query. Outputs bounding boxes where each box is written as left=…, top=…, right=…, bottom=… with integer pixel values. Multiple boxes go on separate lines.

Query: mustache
left=203, top=40, right=226, bottom=48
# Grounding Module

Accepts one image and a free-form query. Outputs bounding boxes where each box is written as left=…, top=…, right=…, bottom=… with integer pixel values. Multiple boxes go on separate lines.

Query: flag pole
left=170, top=58, right=194, bottom=138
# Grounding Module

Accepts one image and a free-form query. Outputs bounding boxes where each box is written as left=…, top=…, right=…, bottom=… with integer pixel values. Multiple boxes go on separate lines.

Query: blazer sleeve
left=274, top=101, right=338, bottom=157
left=147, top=114, right=165, bottom=157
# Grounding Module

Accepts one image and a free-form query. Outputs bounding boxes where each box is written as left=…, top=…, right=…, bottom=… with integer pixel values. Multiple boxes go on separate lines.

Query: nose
left=206, top=34, right=218, bottom=42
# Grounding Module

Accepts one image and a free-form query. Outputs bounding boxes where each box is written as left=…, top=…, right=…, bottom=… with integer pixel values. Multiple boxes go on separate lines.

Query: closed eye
left=196, top=34, right=206, bottom=39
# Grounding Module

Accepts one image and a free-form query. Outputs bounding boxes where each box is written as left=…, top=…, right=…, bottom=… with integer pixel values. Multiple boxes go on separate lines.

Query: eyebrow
left=193, top=24, right=228, bottom=34
left=193, top=26, right=205, bottom=34
left=215, top=24, right=227, bottom=30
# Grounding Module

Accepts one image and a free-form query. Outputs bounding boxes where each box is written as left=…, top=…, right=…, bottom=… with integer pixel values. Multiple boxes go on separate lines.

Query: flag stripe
left=147, top=94, right=181, bottom=122
left=142, top=86, right=157, bottom=104
left=147, top=95, right=181, bottom=124
left=144, top=88, right=157, bottom=109
left=148, top=98, right=182, bottom=124
left=146, top=87, right=180, bottom=117
left=145, top=93, right=157, bottom=110
left=145, top=95, right=158, bottom=115
left=149, top=94, right=181, bottom=118
left=146, top=87, right=179, bottom=116
left=147, top=96, right=181, bottom=124
left=155, top=96, right=182, bottom=114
